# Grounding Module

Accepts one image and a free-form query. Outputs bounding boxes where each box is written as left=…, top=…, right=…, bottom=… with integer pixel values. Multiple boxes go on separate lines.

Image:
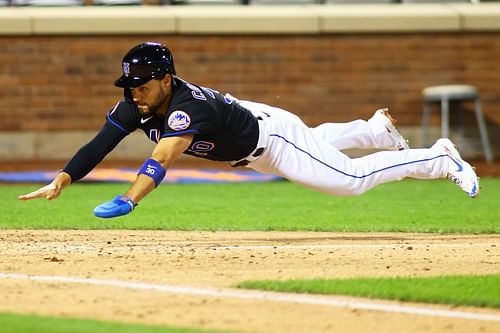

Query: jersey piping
left=161, top=129, right=199, bottom=138
left=106, top=113, right=130, bottom=134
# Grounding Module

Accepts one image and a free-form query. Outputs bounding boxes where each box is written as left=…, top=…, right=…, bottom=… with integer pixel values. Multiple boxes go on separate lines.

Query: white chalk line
left=0, top=272, right=499, bottom=322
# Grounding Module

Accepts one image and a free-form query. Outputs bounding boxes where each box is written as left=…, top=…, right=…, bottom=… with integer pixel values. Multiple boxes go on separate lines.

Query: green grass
left=1, top=179, right=499, bottom=331
left=237, top=274, right=500, bottom=309
left=1, top=178, right=499, bottom=232
left=0, top=312, right=232, bottom=333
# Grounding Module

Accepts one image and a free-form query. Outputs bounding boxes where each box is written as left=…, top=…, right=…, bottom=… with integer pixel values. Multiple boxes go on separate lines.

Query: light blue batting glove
left=94, top=195, right=136, bottom=218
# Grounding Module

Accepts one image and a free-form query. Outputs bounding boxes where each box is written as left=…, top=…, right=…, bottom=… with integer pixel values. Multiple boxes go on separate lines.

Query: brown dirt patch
left=0, top=230, right=499, bottom=333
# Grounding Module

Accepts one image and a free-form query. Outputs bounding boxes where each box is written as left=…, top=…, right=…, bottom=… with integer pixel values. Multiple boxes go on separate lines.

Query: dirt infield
left=0, top=231, right=499, bottom=333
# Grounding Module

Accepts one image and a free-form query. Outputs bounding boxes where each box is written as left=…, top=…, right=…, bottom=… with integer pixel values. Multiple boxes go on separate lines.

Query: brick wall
left=1, top=33, right=499, bottom=132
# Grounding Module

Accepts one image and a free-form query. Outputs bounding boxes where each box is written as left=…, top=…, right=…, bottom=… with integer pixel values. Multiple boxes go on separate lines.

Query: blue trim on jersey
left=161, top=129, right=199, bottom=138
left=270, top=134, right=448, bottom=179
left=106, top=113, right=129, bottom=134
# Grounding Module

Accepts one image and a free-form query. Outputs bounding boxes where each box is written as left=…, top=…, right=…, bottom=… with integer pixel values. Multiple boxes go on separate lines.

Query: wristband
left=138, top=158, right=167, bottom=187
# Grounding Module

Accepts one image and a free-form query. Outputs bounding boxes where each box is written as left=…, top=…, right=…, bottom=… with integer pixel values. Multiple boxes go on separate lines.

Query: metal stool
left=421, top=84, right=493, bottom=162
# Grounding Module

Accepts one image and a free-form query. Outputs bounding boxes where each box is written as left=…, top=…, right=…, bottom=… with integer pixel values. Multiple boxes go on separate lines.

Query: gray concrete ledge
left=1, top=4, right=500, bottom=35
left=0, top=127, right=494, bottom=162
left=0, top=131, right=155, bottom=161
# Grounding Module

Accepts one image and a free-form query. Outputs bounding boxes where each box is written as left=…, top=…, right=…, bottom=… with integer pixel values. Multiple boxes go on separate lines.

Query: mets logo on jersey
left=123, top=62, right=130, bottom=77
left=168, top=110, right=191, bottom=131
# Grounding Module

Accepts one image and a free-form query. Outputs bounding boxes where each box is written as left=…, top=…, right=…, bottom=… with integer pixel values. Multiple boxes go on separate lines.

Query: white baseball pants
left=240, top=101, right=451, bottom=196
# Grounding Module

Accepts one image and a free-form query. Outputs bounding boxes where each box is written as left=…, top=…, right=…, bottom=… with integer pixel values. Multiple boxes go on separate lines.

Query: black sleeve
left=62, top=122, right=128, bottom=183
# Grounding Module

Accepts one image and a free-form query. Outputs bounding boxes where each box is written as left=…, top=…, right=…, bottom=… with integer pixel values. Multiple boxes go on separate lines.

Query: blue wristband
left=138, top=158, right=167, bottom=187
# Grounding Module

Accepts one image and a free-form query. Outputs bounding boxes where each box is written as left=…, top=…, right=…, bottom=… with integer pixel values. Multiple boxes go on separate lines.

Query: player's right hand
left=18, top=172, right=71, bottom=201
left=18, top=182, right=61, bottom=201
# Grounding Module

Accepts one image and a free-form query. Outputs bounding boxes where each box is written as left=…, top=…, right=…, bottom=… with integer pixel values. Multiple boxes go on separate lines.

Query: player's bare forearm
left=126, top=134, right=193, bottom=202
left=18, top=171, right=72, bottom=201
left=93, top=134, right=193, bottom=218
left=124, top=174, right=156, bottom=204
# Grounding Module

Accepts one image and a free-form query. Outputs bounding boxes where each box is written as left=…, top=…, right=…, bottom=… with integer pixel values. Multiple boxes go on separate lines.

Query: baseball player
left=18, top=42, right=480, bottom=218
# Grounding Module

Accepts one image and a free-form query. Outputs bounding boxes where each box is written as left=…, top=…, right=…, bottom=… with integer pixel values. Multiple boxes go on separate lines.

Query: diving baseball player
left=18, top=42, right=480, bottom=218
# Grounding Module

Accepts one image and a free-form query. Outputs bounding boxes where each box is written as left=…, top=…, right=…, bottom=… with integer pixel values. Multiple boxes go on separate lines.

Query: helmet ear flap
left=124, top=88, right=133, bottom=102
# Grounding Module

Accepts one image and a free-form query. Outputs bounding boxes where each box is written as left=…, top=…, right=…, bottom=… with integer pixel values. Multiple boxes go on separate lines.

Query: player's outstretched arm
left=93, top=134, right=193, bottom=218
left=17, top=118, right=129, bottom=202
left=18, top=172, right=72, bottom=201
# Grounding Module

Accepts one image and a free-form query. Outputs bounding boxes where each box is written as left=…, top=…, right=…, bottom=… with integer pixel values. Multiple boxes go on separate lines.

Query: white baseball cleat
left=371, top=108, right=410, bottom=151
left=432, top=138, right=480, bottom=198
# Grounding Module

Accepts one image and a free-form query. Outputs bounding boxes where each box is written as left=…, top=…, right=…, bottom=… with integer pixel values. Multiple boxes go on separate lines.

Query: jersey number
left=191, top=141, right=215, bottom=152
left=189, top=141, right=215, bottom=155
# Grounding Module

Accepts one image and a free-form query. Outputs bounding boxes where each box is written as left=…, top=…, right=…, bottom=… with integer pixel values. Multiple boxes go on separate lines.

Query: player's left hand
left=94, top=195, right=136, bottom=218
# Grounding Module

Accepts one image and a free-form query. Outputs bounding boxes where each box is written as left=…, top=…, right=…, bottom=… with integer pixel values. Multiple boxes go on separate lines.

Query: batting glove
left=94, top=195, right=136, bottom=218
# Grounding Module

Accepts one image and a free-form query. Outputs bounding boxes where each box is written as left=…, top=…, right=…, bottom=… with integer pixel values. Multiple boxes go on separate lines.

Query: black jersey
left=63, top=78, right=260, bottom=182
left=108, top=78, right=259, bottom=162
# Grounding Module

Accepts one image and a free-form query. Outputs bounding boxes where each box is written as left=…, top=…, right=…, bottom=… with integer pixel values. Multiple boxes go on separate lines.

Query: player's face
left=131, top=77, right=170, bottom=116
